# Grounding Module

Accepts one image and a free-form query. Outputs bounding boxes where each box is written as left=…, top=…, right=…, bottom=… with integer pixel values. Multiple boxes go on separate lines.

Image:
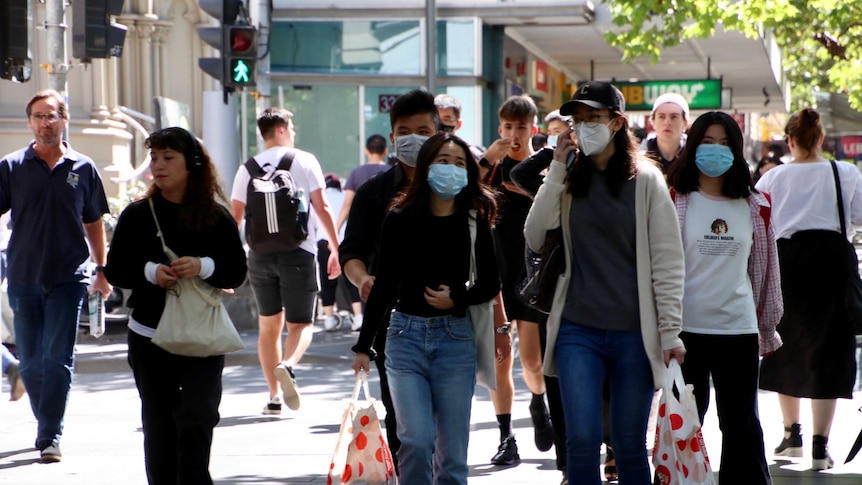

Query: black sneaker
left=529, top=397, right=554, bottom=452
left=774, top=423, right=802, bottom=457
left=812, top=435, right=834, bottom=470
left=262, top=395, right=282, bottom=415
left=491, top=434, right=520, bottom=466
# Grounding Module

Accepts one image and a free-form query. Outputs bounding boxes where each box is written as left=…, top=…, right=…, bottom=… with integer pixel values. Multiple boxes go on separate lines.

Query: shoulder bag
left=467, top=211, right=497, bottom=390
left=148, top=199, right=244, bottom=357
left=829, top=160, right=862, bottom=335
left=518, top=226, right=564, bottom=314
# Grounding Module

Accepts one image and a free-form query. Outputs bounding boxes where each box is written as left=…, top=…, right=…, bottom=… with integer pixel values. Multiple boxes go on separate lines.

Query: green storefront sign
left=614, top=79, right=722, bottom=111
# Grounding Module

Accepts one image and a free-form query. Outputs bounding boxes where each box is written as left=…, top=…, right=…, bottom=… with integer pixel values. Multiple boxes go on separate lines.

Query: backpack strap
left=243, top=150, right=296, bottom=176
left=275, top=150, right=296, bottom=172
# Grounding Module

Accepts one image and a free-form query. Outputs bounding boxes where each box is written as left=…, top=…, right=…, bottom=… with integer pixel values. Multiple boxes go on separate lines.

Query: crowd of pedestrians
left=1, top=84, right=860, bottom=485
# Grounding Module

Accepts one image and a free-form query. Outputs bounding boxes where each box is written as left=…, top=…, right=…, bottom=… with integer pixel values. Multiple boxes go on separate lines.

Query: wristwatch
left=495, top=322, right=512, bottom=334
left=94, top=265, right=106, bottom=274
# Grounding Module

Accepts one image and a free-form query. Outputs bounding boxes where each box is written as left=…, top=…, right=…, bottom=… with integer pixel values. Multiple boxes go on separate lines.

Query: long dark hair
left=667, top=111, right=756, bottom=198
left=144, top=128, right=228, bottom=229
left=566, top=112, right=638, bottom=197
left=391, top=132, right=498, bottom=226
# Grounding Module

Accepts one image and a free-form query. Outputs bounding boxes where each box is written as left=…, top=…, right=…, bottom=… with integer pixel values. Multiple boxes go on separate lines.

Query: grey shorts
left=248, top=249, right=319, bottom=322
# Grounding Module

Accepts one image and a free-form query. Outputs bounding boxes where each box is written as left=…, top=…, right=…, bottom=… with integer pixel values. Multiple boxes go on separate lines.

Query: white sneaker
left=351, top=314, right=364, bottom=332
left=323, top=315, right=340, bottom=332
left=274, top=363, right=301, bottom=410
left=262, top=395, right=282, bottom=415
left=40, top=444, right=62, bottom=463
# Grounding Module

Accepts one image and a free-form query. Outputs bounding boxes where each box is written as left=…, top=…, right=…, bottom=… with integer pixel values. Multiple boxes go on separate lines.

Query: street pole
left=44, top=0, right=68, bottom=98
left=249, top=0, right=269, bottom=152
left=425, top=0, right=436, bottom=95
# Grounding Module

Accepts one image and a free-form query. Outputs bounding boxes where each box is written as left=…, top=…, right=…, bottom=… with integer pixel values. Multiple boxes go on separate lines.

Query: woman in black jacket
left=104, top=127, right=247, bottom=485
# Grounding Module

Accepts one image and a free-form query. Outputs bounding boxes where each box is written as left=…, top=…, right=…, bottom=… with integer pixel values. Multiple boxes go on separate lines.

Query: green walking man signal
left=232, top=59, right=250, bottom=84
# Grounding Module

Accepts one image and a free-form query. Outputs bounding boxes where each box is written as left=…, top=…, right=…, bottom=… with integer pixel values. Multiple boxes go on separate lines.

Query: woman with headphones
left=103, top=127, right=247, bottom=484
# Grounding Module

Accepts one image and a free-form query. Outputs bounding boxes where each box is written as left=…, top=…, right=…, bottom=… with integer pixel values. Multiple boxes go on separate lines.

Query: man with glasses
left=0, top=89, right=112, bottom=463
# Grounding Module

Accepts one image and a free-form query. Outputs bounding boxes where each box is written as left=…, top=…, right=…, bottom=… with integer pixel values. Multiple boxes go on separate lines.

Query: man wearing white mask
left=340, top=89, right=438, bottom=466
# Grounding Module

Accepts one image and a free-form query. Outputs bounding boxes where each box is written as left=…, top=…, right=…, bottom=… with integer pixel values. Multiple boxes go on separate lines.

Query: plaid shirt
left=672, top=190, right=784, bottom=355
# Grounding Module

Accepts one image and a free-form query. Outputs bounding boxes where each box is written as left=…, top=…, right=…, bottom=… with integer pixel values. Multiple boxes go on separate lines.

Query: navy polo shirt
left=0, top=142, right=109, bottom=285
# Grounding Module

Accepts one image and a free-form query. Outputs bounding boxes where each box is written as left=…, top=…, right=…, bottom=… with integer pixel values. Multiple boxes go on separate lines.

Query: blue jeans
left=555, top=320, right=656, bottom=485
left=9, top=282, right=86, bottom=449
left=384, top=311, right=476, bottom=485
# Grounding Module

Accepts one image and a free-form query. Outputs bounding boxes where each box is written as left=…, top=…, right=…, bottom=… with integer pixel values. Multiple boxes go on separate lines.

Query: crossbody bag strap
left=830, top=160, right=847, bottom=236
left=467, top=210, right=477, bottom=289
left=148, top=198, right=172, bottom=256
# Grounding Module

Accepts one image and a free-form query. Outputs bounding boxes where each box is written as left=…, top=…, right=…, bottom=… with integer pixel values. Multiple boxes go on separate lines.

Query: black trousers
left=539, top=316, right=567, bottom=472
left=680, top=332, right=771, bottom=485
left=128, top=330, right=225, bottom=485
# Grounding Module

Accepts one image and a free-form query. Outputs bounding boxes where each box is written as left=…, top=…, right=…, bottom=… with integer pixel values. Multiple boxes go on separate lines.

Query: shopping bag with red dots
left=652, top=359, right=715, bottom=485
left=327, top=375, right=398, bottom=485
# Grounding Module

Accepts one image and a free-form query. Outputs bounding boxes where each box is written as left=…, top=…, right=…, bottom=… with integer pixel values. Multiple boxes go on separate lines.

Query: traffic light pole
left=45, top=0, right=69, bottom=97
left=249, top=0, right=269, bottom=147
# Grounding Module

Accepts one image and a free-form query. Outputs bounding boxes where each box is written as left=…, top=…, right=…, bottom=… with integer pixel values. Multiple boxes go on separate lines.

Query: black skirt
left=759, top=230, right=858, bottom=398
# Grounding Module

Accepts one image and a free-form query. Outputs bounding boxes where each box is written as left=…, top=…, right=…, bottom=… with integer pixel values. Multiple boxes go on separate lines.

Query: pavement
left=1, top=323, right=862, bottom=485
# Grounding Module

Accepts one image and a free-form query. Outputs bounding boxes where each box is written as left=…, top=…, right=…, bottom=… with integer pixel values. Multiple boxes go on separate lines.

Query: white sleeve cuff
left=198, top=257, right=215, bottom=279
left=145, top=262, right=160, bottom=285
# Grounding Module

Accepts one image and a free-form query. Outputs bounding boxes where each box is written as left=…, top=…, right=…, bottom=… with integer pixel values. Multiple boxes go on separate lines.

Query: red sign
left=839, top=136, right=862, bottom=158
left=533, top=60, right=548, bottom=93
left=378, top=95, right=400, bottom=113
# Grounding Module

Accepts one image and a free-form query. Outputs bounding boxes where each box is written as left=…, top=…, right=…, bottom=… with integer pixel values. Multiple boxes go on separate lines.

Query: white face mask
left=577, top=120, right=614, bottom=156
left=394, top=134, right=430, bottom=167
left=546, top=135, right=559, bottom=148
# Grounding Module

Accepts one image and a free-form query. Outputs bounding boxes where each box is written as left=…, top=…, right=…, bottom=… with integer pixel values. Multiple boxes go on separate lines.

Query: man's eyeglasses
left=30, top=113, right=63, bottom=123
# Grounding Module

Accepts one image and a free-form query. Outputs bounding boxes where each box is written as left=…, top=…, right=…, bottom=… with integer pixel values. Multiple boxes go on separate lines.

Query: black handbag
left=829, top=160, right=862, bottom=335
left=518, top=227, right=564, bottom=314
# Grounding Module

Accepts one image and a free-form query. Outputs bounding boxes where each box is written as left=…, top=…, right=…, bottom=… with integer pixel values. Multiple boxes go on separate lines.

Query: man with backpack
left=230, top=108, right=341, bottom=415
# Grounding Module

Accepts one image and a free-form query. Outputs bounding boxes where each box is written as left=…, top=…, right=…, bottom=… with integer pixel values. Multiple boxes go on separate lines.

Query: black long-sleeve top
left=509, top=147, right=554, bottom=197
left=104, top=194, right=247, bottom=329
left=353, top=207, right=500, bottom=357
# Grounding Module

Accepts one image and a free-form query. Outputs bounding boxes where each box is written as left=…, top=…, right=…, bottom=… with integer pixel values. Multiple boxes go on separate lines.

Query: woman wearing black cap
left=525, top=81, right=686, bottom=485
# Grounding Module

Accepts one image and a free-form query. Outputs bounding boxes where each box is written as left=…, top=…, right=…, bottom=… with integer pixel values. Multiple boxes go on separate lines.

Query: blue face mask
left=695, top=144, right=734, bottom=177
left=427, top=164, right=468, bottom=200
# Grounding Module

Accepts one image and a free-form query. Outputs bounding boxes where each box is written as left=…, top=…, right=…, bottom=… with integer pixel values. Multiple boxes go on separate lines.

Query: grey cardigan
left=524, top=158, right=685, bottom=388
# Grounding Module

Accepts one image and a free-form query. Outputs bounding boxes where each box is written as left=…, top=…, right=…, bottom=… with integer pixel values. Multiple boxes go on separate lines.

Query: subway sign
left=615, top=79, right=723, bottom=111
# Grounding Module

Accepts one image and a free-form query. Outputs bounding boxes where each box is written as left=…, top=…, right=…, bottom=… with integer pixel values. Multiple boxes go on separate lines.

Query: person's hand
left=663, top=346, right=687, bottom=366
left=484, top=138, right=513, bottom=165
left=553, top=127, right=577, bottom=164
left=352, top=352, right=371, bottom=376
left=359, top=274, right=375, bottom=301
left=169, top=256, right=202, bottom=278
left=424, top=285, right=454, bottom=310
left=91, top=271, right=112, bottom=299
left=156, top=264, right=179, bottom=289
left=494, top=331, right=513, bottom=364
left=327, top=249, right=342, bottom=280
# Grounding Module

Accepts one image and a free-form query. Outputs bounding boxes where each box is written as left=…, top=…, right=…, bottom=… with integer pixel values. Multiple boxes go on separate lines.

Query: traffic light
left=198, top=0, right=257, bottom=91
left=72, top=0, right=127, bottom=60
left=197, top=0, right=239, bottom=86
left=226, top=24, right=256, bottom=87
left=0, top=0, right=32, bottom=82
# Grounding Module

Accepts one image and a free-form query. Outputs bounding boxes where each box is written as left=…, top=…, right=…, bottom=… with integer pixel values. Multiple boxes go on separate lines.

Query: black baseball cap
left=560, top=81, right=626, bottom=116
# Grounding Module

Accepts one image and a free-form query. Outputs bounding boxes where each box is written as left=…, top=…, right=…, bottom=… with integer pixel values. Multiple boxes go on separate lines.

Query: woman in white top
left=666, top=112, right=783, bottom=484
left=755, top=107, right=862, bottom=470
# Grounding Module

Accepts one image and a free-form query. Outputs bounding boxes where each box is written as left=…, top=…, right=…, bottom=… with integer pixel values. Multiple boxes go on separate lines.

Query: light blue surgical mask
left=427, top=164, right=468, bottom=200
left=695, top=144, right=734, bottom=177
left=547, top=135, right=559, bottom=147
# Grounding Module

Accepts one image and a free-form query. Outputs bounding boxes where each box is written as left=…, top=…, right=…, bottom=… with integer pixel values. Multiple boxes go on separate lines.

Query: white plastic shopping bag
left=652, top=359, right=716, bottom=485
left=327, top=375, right=397, bottom=485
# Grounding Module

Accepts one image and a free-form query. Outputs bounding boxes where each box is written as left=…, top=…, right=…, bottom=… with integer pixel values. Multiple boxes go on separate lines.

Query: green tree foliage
left=605, top=0, right=862, bottom=111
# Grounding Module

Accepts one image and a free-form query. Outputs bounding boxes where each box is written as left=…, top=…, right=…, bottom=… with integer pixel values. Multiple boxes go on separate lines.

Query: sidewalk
left=1, top=324, right=861, bottom=484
